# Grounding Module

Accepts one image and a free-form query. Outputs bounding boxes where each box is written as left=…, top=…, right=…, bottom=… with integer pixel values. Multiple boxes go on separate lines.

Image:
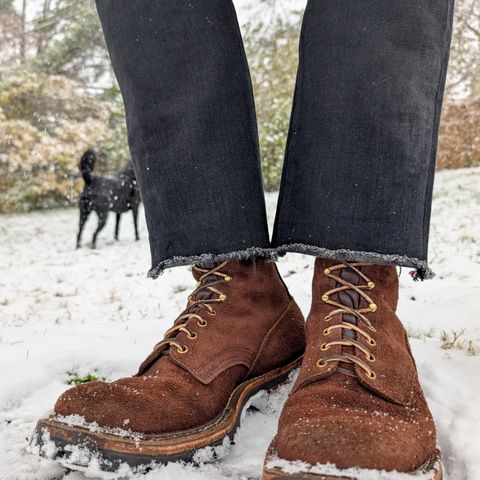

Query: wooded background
left=0, top=0, right=478, bottom=213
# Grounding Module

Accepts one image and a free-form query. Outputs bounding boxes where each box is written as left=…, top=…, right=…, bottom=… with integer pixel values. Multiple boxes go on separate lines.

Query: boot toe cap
left=54, top=378, right=180, bottom=433
left=53, top=369, right=228, bottom=434
left=55, top=381, right=105, bottom=420
left=275, top=393, right=436, bottom=473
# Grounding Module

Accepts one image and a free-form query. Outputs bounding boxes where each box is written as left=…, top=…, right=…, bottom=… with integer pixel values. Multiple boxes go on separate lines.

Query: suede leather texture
left=274, top=258, right=437, bottom=472
left=54, top=260, right=305, bottom=435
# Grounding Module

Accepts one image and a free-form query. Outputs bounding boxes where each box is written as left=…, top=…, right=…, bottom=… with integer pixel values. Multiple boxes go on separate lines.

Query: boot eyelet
left=324, top=268, right=331, bottom=275
left=367, top=353, right=376, bottom=362
left=368, top=338, right=376, bottom=346
left=321, top=294, right=329, bottom=302
left=197, top=319, right=208, bottom=327
left=320, top=343, right=330, bottom=351
left=367, top=370, right=377, bottom=380
left=224, top=276, right=232, bottom=282
left=316, top=359, right=327, bottom=368
left=369, top=303, right=377, bottom=312
left=323, top=328, right=332, bottom=336
left=219, top=294, right=227, bottom=302
left=187, top=331, right=197, bottom=340
left=367, top=281, right=375, bottom=289
left=207, top=309, right=216, bottom=316
left=177, top=345, right=189, bottom=354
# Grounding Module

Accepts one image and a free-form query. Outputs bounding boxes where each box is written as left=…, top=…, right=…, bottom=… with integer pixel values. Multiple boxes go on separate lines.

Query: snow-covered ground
left=0, top=167, right=479, bottom=480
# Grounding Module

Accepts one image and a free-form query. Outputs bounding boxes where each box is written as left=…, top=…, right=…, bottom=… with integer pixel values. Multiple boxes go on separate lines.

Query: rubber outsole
left=262, top=438, right=443, bottom=480
left=32, top=356, right=303, bottom=473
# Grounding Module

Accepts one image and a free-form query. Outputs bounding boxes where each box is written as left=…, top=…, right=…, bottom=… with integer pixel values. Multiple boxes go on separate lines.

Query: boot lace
left=152, top=261, right=231, bottom=355
left=317, top=262, right=378, bottom=380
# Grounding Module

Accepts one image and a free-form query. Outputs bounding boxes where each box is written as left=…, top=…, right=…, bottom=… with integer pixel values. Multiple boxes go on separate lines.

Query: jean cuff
left=148, top=247, right=278, bottom=279
left=274, top=243, right=435, bottom=281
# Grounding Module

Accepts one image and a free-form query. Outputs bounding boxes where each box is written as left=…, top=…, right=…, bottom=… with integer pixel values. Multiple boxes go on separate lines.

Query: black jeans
left=95, top=0, right=454, bottom=280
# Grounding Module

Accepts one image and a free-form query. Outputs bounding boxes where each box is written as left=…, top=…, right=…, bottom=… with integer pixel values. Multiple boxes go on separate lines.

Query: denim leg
left=272, top=0, right=454, bottom=279
left=95, top=0, right=273, bottom=278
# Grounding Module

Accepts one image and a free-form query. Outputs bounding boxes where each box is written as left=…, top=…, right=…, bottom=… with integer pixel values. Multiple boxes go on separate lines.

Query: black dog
left=76, top=150, right=141, bottom=249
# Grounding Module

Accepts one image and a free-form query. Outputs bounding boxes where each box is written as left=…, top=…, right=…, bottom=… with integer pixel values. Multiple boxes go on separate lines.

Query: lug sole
left=32, top=355, right=302, bottom=473
left=262, top=437, right=442, bottom=480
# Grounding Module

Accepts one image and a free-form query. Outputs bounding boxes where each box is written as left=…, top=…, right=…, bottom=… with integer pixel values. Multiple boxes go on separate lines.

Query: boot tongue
left=188, top=263, right=222, bottom=312
left=337, top=267, right=360, bottom=375
left=136, top=264, right=223, bottom=374
left=191, top=262, right=218, bottom=282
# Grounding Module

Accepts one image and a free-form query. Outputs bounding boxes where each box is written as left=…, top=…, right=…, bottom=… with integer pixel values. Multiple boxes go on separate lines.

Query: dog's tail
left=79, top=149, right=96, bottom=185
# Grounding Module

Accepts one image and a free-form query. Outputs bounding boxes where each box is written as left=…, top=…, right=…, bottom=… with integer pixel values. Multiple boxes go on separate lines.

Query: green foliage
left=2, top=0, right=474, bottom=211
left=0, top=0, right=128, bottom=212
left=243, top=13, right=302, bottom=191
left=0, top=69, right=129, bottom=212
left=66, top=370, right=106, bottom=385
left=0, top=0, right=15, bottom=12
left=0, top=1, right=304, bottom=211
left=32, top=1, right=108, bottom=82
left=0, top=69, right=99, bottom=129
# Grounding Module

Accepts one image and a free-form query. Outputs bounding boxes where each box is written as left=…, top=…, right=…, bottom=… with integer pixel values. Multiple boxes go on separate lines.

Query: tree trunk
left=20, top=0, right=27, bottom=62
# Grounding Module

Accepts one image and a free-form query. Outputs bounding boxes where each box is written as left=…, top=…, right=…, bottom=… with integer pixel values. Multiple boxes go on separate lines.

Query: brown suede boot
left=263, top=259, right=441, bottom=480
left=33, top=259, right=305, bottom=472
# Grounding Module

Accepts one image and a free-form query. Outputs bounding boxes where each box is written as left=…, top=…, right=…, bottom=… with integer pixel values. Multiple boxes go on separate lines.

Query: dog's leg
left=92, top=212, right=108, bottom=249
left=132, top=206, right=140, bottom=241
left=115, top=213, right=121, bottom=241
left=77, top=209, right=90, bottom=249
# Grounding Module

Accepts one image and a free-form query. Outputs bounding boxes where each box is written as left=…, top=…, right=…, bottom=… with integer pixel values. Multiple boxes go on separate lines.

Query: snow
left=265, top=457, right=440, bottom=480
left=1, top=167, right=479, bottom=480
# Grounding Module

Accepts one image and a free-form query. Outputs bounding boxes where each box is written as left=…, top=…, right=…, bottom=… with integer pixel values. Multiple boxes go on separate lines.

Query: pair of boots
left=33, top=259, right=440, bottom=479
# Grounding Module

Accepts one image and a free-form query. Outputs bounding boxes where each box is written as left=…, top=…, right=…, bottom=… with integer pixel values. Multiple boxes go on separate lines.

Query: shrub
left=437, top=99, right=480, bottom=170
left=0, top=70, right=129, bottom=212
